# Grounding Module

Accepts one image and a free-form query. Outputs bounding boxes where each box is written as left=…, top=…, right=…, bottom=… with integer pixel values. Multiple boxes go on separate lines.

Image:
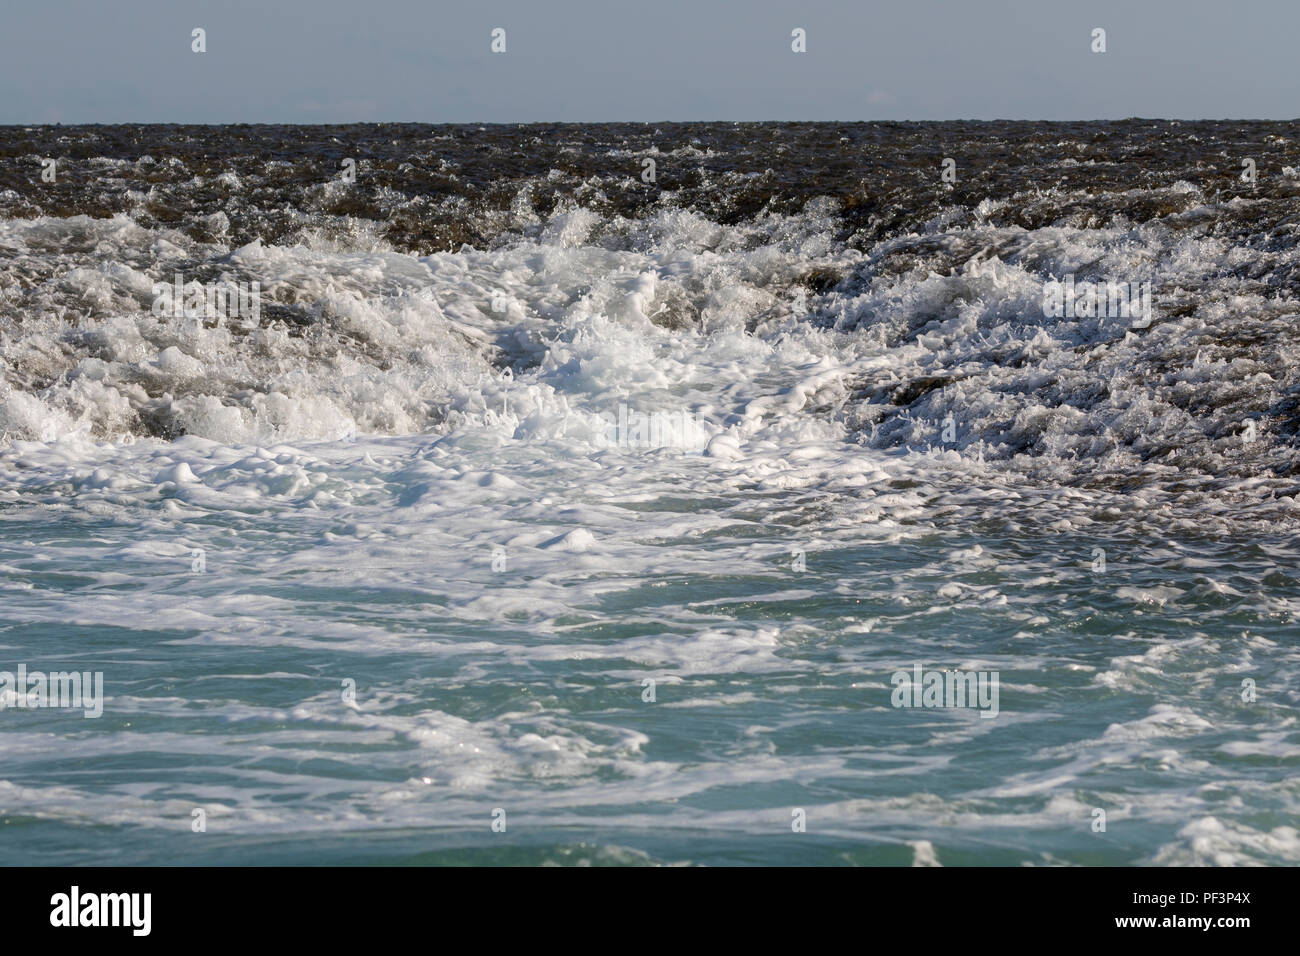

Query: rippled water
left=1, top=122, right=1297, bottom=865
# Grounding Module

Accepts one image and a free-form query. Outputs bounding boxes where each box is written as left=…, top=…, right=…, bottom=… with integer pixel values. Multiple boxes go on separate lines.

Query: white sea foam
left=2, top=183, right=1299, bottom=865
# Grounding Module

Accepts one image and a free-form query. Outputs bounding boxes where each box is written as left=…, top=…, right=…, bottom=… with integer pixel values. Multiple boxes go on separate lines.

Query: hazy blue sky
left=1, top=0, right=1295, bottom=123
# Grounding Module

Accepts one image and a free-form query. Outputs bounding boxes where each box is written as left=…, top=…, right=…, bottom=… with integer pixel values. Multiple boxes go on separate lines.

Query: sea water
left=0, top=122, right=1297, bottom=865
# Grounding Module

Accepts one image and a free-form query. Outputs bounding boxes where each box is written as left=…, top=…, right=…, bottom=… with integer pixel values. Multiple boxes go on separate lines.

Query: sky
left=1, top=0, right=1296, bottom=124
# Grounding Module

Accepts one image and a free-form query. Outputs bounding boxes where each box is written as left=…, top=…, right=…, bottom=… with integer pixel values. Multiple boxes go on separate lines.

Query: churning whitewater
left=0, top=122, right=1297, bottom=865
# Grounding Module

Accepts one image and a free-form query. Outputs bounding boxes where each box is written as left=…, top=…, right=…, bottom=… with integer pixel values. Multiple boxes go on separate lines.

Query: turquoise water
left=2, top=432, right=1296, bottom=866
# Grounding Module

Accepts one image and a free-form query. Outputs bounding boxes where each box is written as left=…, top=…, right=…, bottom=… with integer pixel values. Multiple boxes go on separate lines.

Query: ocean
left=0, top=121, right=1297, bottom=865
